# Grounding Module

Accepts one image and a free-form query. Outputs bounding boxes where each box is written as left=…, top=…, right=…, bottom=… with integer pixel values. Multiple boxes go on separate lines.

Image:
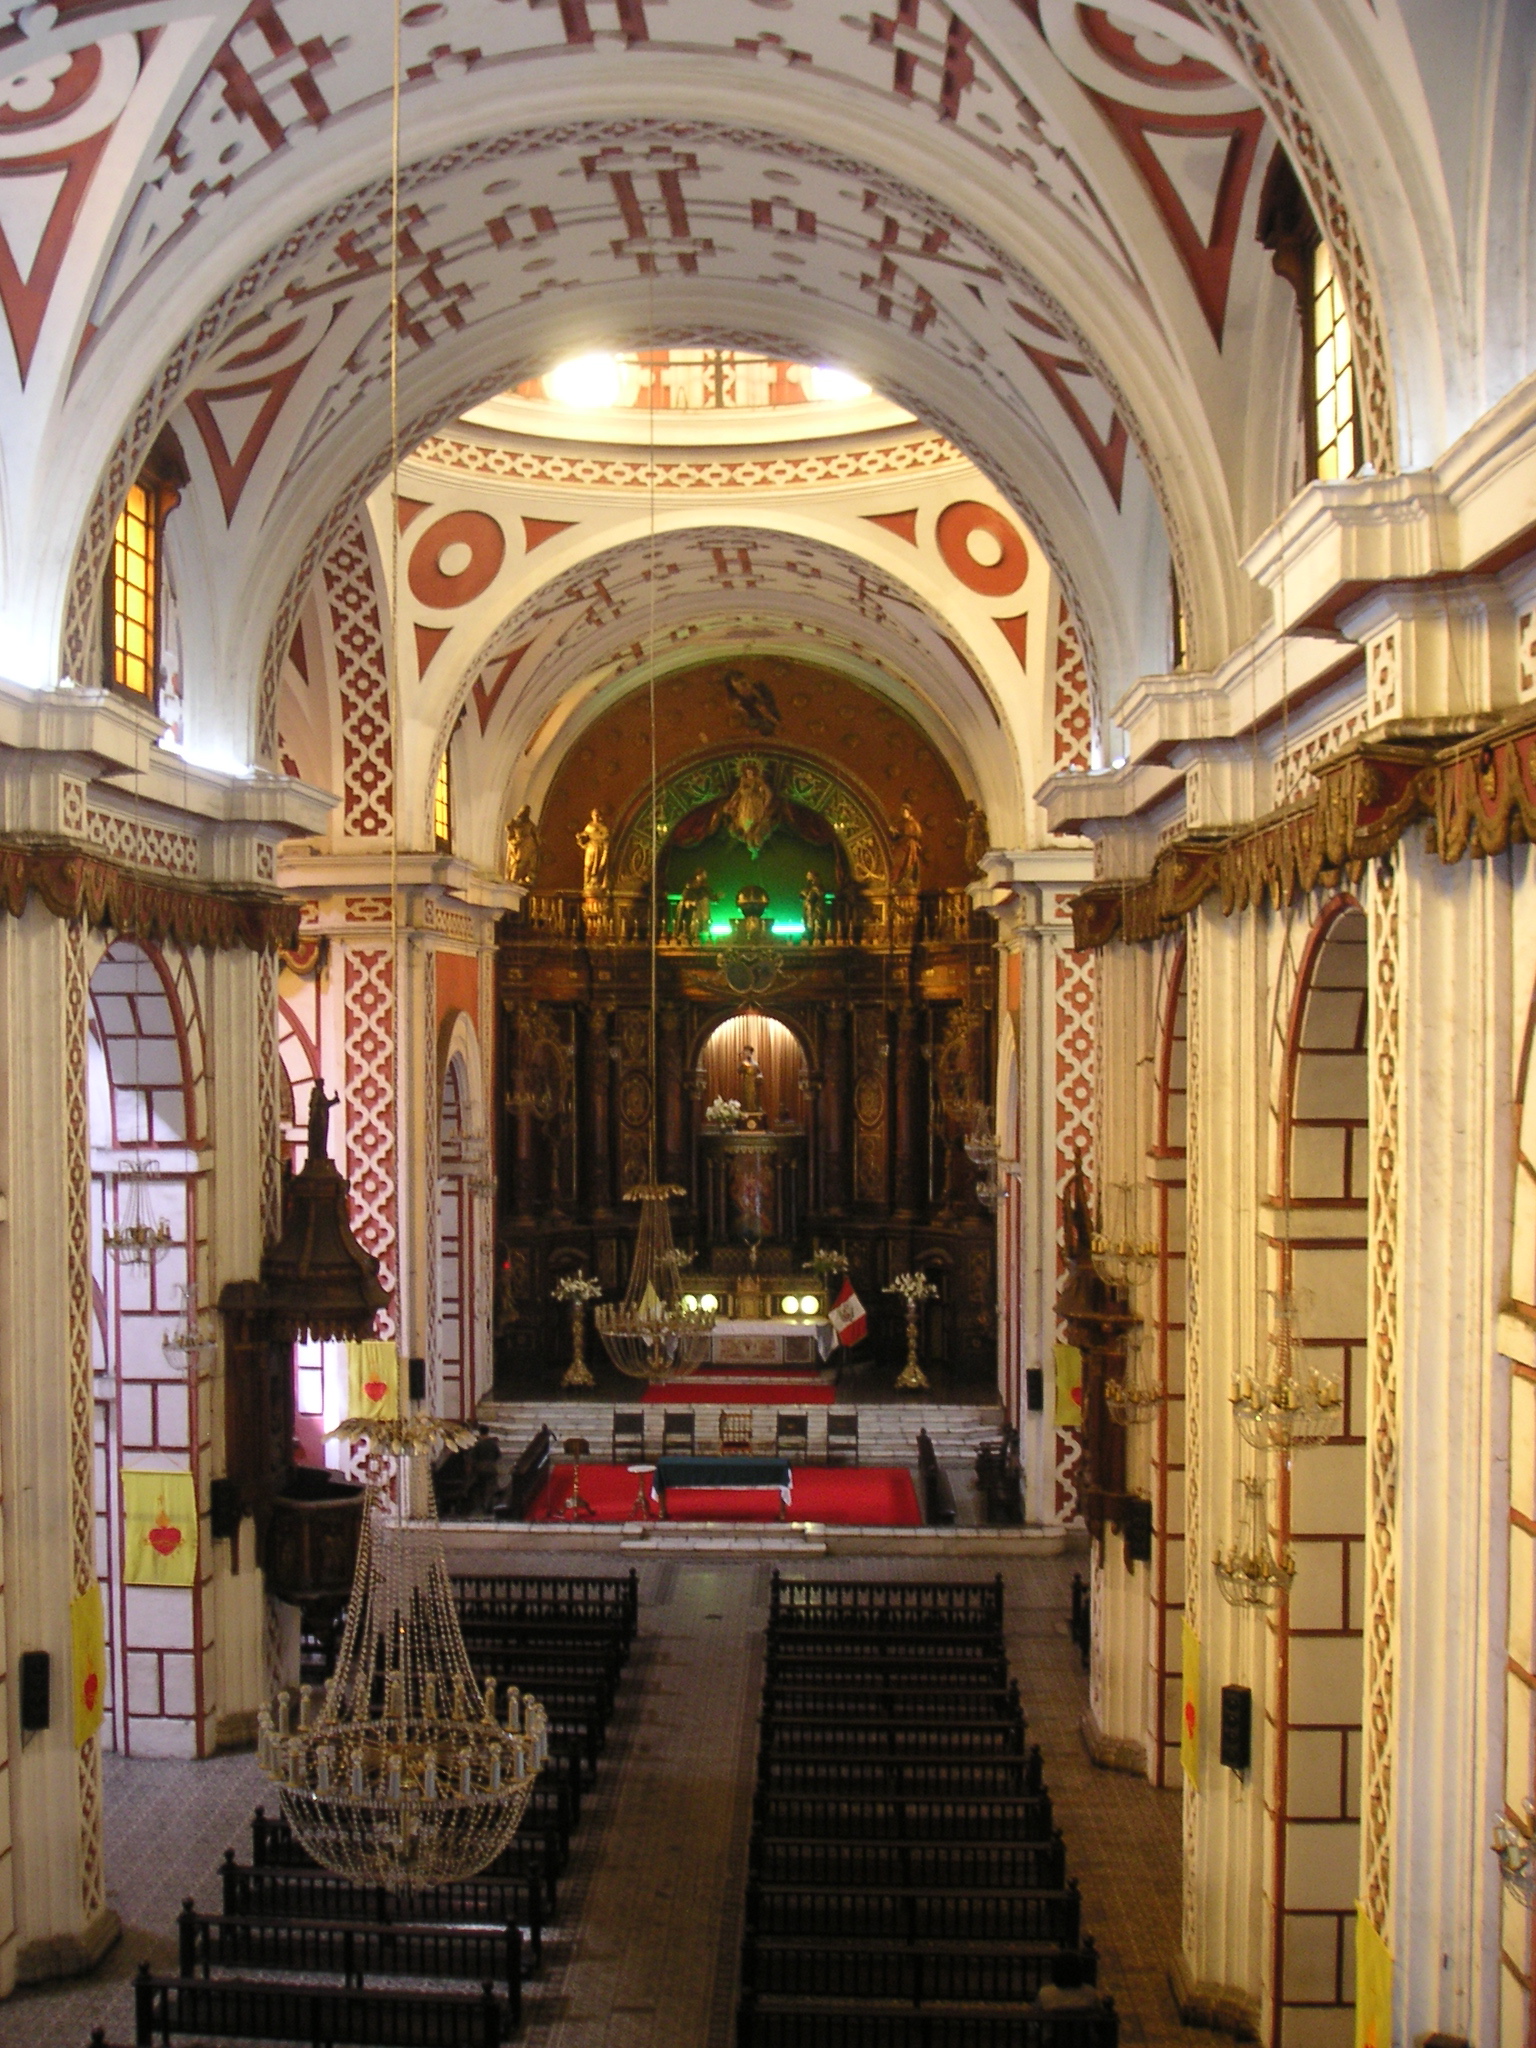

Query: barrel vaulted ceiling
left=0, top=0, right=1507, bottom=795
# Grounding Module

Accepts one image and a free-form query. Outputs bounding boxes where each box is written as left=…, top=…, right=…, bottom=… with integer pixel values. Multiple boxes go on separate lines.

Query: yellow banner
left=1180, top=1619, right=1200, bottom=1787
left=347, top=1340, right=399, bottom=1421
left=71, top=1584, right=106, bottom=1748
left=1053, top=1342, right=1083, bottom=1428
left=122, top=1468, right=198, bottom=1587
left=1354, top=1912, right=1392, bottom=2048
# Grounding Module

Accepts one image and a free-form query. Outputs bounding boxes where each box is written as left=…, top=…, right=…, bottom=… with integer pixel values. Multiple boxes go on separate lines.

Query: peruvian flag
left=827, top=1277, right=868, bottom=1348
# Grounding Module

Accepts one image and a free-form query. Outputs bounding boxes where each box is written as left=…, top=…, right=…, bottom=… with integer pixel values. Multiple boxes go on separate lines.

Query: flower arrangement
left=658, top=1246, right=695, bottom=1273
left=552, top=1273, right=603, bottom=1304
left=704, top=1095, right=743, bottom=1127
left=803, top=1248, right=849, bottom=1280
left=885, top=1270, right=939, bottom=1305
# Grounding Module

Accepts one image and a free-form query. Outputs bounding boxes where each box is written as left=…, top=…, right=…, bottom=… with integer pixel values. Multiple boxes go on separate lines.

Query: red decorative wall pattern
left=1054, top=940, right=1097, bottom=1522
left=343, top=946, right=398, bottom=1339
left=322, top=523, right=393, bottom=838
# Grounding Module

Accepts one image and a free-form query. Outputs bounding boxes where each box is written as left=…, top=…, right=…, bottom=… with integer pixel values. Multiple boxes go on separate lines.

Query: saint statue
left=800, top=871, right=828, bottom=942
left=306, top=1081, right=340, bottom=1165
left=721, top=759, right=777, bottom=856
left=738, top=1043, right=763, bottom=1117
left=963, top=801, right=989, bottom=876
left=890, top=803, right=923, bottom=892
left=505, top=804, right=540, bottom=884
left=576, top=807, right=609, bottom=894
left=675, top=869, right=713, bottom=943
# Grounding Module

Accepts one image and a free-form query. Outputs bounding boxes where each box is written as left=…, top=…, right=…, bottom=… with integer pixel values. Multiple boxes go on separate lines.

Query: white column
left=0, top=904, right=114, bottom=1982
left=1369, top=840, right=1509, bottom=2045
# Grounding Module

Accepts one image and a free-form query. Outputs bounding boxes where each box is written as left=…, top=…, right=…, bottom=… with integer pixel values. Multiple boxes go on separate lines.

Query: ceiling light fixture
left=804, top=365, right=871, bottom=404
left=546, top=353, right=623, bottom=409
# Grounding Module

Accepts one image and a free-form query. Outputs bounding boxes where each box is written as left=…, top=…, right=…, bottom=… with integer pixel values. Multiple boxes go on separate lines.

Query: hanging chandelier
left=1230, top=1287, right=1342, bottom=1452
left=161, top=1282, right=217, bottom=1376
left=257, top=1416, right=548, bottom=1887
left=964, top=1108, right=1008, bottom=1210
left=1213, top=1476, right=1295, bottom=1608
left=594, top=1184, right=715, bottom=1380
left=1104, top=1324, right=1167, bottom=1427
left=1089, top=1181, right=1156, bottom=1292
left=1493, top=1801, right=1536, bottom=1905
left=103, top=1157, right=173, bottom=1267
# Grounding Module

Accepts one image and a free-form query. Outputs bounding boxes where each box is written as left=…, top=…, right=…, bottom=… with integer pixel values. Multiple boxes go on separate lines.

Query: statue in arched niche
left=722, top=760, right=778, bottom=856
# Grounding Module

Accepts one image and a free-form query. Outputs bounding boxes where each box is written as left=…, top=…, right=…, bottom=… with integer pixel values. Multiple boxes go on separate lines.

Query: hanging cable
left=385, top=0, right=404, bottom=1373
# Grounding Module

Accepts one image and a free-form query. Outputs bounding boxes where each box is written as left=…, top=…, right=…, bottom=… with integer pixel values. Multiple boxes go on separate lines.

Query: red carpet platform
left=527, top=1462, right=921, bottom=1526
left=639, top=1379, right=835, bottom=1405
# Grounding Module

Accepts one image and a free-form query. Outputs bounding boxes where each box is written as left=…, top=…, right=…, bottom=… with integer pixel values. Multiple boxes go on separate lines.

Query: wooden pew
left=453, top=1570, right=638, bottom=1647
left=768, top=1571, right=1003, bottom=1635
left=767, top=1639, right=1007, bottom=1675
left=177, top=1899, right=523, bottom=2010
left=751, top=1792, right=1060, bottom=1846
left=739, top=1934, right=1100, bottom=2001
left=221, top=1852, right=545, bottom=1970
left=757, top=1754, right=1048, bottom=1801
left=733, top=2003, right=1117, bottom=2048
left=763, top=1682, right=1020, bottom=1721
left=253, top=1799, right=566, bottom=1901
left=750, top=1835, right=1070, bottom=1892
left=759, top=1717, right=1028, bottom=1758
left=744, top=1879, right=1082, bottom=1945
left=128, top=1963, right=507, bottom=2047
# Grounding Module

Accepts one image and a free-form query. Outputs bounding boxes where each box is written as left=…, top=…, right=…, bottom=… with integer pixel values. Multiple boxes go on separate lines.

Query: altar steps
left=474, top=1398, right=1006, bottom=1469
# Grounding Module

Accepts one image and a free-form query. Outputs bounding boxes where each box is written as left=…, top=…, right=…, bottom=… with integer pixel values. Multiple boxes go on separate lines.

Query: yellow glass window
left=110, top=484, right=157, bottom=697
left=1310, top=241, right=1358, bottom=481
left=433, top=749, right=452, bottom=851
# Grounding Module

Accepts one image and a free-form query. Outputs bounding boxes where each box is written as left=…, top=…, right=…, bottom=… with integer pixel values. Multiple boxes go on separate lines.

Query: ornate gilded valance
left=0, top=836, right=299, bottom=954
left=1071, top=711, right=1536, bottom=949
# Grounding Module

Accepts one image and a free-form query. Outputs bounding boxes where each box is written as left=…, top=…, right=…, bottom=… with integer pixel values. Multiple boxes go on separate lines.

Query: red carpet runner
left=527, top=1462, right=921, bottom=1527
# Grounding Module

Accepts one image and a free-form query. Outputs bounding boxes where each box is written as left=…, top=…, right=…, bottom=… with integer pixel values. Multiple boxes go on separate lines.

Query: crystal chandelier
left=257, top=1416, right=548, bottom=1887
left=161, top=1282, right=217, bottom=1376
left=1231, top=1288, right=1342, bottom=1452
left=1213, top=1476, right=1295, bottom=1608
left=594, top=1184, right=715, bottom=1380
left=1104, top=1323, right=1167, bottom=1427
left=102, top=1157, right=173, bottom=1267
left=1493, top=1801, right=1536, bottom=1905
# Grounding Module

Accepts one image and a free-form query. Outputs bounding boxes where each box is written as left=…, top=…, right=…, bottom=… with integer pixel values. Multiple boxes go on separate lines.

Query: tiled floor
left=0, top=1550, right=1210, bottom=2048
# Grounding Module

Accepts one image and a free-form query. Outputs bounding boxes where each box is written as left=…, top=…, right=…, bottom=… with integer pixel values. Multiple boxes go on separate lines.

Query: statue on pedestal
left=964, top=801, right=989, bottom=877
left=675, top=869, right=713, bottom=943
left=738, top=1043, right=764, bottom=1118
left=722, top=760, right=777, bottom=856
left=576, top=808, right=609, bottom=893
left=505, top=805, right=540, bottom=884
left=801, top=872, right=829, bottom=942
left=890, top=803, right=923, bottom=892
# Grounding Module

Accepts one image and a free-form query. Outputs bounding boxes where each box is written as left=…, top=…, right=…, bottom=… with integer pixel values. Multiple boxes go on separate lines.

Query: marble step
left=475, top=1397, right=1006, bottom=1466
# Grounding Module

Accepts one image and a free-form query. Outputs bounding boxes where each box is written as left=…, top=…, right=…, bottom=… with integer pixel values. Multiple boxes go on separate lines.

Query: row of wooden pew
left=87, top=1571, right=640, bottom=2048
left=736, top=1571, right=1117, bottom=2048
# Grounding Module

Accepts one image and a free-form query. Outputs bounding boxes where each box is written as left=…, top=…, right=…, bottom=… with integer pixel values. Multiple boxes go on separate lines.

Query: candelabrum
left=1213, top=1476, right=1295, bottom=1608
left=102, top=1158, right=174, bottom=1268
left=1493, top=1801, right=1536, bottom=1905
left=593, top=1184, right=715, bottom=1381
left=886, top=1271, right=939, bottom=1391
left=552, top=1274, right=602, bottom=1388
left=1230, top=1291, right=1342, bottom=1453
left=1103, top=1324, right=1166, bottom=1427
left=257, top=1415, right=549, bottom=1888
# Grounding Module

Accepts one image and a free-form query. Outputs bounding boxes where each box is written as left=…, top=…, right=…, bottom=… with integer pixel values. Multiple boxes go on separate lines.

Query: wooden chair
left=661, top=1410, right=696, bottom=1456
left=719, top=1410, right=755, bottom=1455
left=775, top=1411, right=809, bottom=1461
left=612, top=1408, right=645, bottom=1462
left=825, top=1408, right=859, bottom=1466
